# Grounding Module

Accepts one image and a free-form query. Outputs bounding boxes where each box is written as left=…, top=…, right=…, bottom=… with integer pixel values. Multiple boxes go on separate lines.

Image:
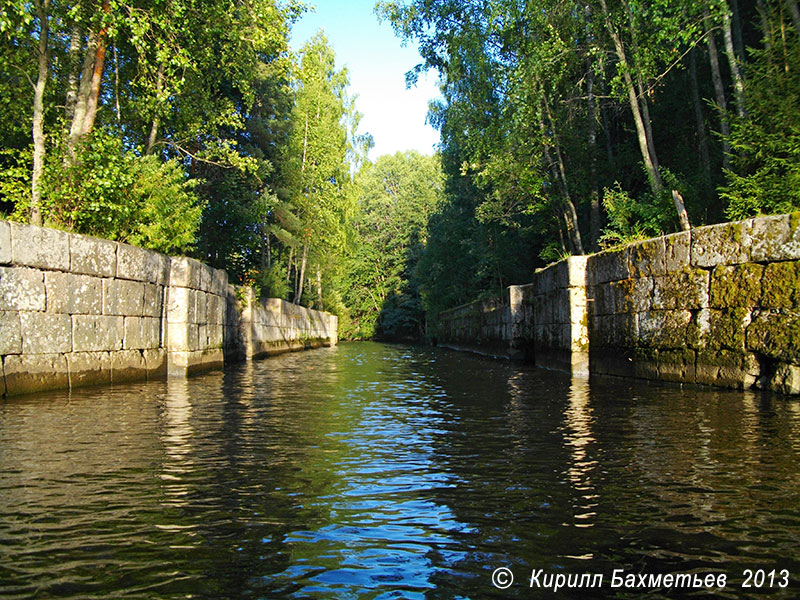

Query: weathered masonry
left=0, top=220, right=337, bottom=396
left=437, top=212, right=800, bottom=395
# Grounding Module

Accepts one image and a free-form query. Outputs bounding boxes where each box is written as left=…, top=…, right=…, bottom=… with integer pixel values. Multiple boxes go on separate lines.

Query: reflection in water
left=563, top=378, right=598, bottom=533
left=0, top=343, right=799, bottom=599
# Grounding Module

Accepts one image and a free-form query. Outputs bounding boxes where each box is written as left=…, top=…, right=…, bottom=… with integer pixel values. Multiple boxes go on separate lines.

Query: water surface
left=1, top=342, right=799, bottom=598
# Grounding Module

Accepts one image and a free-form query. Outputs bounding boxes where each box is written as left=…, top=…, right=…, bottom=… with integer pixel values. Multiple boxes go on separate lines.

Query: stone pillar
left=165, top=257, right=226, bottom=376
left=507, top=285, right=525, bottom=360
left=566, top=256, right=590, bottom=377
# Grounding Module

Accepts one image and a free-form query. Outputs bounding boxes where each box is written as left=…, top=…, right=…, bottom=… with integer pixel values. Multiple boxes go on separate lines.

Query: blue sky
left=289, top=0, right=441, bottom=161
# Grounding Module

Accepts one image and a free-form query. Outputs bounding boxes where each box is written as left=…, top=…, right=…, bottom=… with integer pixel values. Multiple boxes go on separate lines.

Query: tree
left=287, top=32, right=360, bottom=309
left=343, top=151, right=443, bottom=340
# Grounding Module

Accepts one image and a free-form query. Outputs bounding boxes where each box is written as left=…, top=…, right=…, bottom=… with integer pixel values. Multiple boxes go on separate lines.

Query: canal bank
left=0, top=220, right=338, bottom=396
left=437, top=212, right=800, bottom=396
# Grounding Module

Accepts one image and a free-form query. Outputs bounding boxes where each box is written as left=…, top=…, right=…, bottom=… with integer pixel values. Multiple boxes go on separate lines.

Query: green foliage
left=255, top=265, right=291, bottom=300
left=342, top=152, right=444, bottom=340
left=722, top=20, right=800, bottom=219
left=35, top=131, right=203, bottom=253
left=599, top=168, right=685, bottom=247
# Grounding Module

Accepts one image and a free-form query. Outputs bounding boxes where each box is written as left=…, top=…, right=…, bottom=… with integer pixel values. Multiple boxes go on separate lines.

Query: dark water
left=1, top=342, right=799, bottom=599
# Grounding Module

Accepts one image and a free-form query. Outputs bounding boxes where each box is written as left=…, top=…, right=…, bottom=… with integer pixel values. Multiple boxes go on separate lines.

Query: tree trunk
left=721, top=1, right=746, bottom=118
left=146, top=64, right=165, bottom=154
left=539, top=99, right=585, bottom=255
left=586, top=56, right=601, bottom=251
left=316, top=267, right=323, bottom=309
left=705, top=8, right=732, bottom=172
left=66, top=0, right=111, bottom=161
left=786, top=0, right=800, bottom=36
left=599, top=0, right=662, bottom=197
left=31, top=0, right=51, bottom=227
left=689, top=49, right=712, bottom=191
left=64, top=22, right=83, bottom=124
left=757, top=0, right=773, bottom=50
left=295, top=245, right=308, bottom=305
left=730, top=0, right=746, bottom=62
left=672, top=190, right=691, bottom=231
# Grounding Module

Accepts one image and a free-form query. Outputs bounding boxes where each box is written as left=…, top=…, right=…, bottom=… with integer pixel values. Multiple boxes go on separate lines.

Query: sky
left=288, top=0, right=442, bottom=161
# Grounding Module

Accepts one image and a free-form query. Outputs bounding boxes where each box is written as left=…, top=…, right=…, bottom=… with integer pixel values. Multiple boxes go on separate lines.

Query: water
left=1, top=342, right=799, bottom=599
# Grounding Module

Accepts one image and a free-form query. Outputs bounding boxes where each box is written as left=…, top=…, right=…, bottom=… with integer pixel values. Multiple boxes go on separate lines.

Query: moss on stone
left=747, top=310, right=800, bottom=363
left=789, top=211, right=800, bottom=234
left=761, top=261, right=800, bottom=309
left=706, top=308, right=748, bottom=351
left=697, top=348, right=743, bottom=368
left=710, top=263, right=763, bottom=308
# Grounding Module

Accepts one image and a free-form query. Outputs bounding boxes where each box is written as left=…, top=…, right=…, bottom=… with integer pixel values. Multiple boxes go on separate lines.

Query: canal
left=1, top=342, right=798, bottom=599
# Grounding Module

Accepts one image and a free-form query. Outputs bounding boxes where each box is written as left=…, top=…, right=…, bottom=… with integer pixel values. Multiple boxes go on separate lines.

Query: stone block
left=746, top=309, right=800, bottom=363
left=20, top=311, right=71, bottom=354
left=532, top=261, right=565, bottom=295
left=117, top=243, right=170, bottom=284
left=111, top=349, right=148, bottom=383
left=588, top=246, right=631, bottom=284
left=664, top=231, right=691, bottom=272
left=166, top=322, right=200, bottom=351
left=72, top=314, right=124, bottom=352
left=67, top=351, right=112, bottom=388
left=590, top=313, right=636, bottom=347
left=696, top=349, right=746, bottom=388
left=169, top=256, right=204, bottom=289
left=632, top=347, right=660, bottom=379
left=143, top=283, right=164, bottom=317
left=750, top=213, right=800, bottom=262
left=46, top=271, right=102, bottom=315
left=637, top=309, right=693, bottom=349
left=195, top=290, right=208, bottom=324
left=0, top=266, right=45, bottom=311
left=102, top=278, right=145, bottom=316
left=590, top=348, right=635, bottom=377
left=166, top=286, right=194, bottom=323
left=769, top=362, right=800, bottom=395
left=705, top=308, right=749, bottom=351
left=3, top=353, right=69, bottom=395
left=710, top=263, right=763, bottom=308
left=652, top=268, right=710, bottom=310
left=566, top=255, right=589, bottom=287
left=124, top=316, right=161, bottom=349
left=199, top=263, right=213, bottom=292
left=10, top=222, right=70, bottom=271
left=0, top=311, right=22, bottom=354
left=212, top=268, right=229, bottom=297
left=206, top=294, right=221, bottom=325
left=143, top=348, right=167, bottom=378
left=0, top=220, right=10, bottom=265
left=168, top=348, right=224, bottom=376
left=658, top=348, right=697, bottom=383
left=208, top=324, right=224, bottom=347
left=761, top=261, right=800, bottom=309
left=70, top=233, right=117, bottom=277
left=629, top=237, right=667, bottom=278
left=606, top=279, right=636, bottom=313
left=691, top=220, right=751, bottom=267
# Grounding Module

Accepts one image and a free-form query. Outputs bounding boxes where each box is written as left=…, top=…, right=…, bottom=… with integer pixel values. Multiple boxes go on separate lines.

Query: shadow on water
left=0, top=342, right=799, bottom=598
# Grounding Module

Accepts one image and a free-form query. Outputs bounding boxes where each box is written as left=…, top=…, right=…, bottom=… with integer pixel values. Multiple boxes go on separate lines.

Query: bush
left=36, top=130, right=204, bottom=254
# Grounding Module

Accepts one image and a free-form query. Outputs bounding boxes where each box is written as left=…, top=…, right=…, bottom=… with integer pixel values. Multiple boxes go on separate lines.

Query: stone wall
left=436, top=212, right=800, bottom=395
left=437, top=295, right=512, bottom=358
left=588, top=213, right=800, bottom=395
left=0, top=220, right=338, bottom=396
left=235, top=288, right=338, bottom=359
